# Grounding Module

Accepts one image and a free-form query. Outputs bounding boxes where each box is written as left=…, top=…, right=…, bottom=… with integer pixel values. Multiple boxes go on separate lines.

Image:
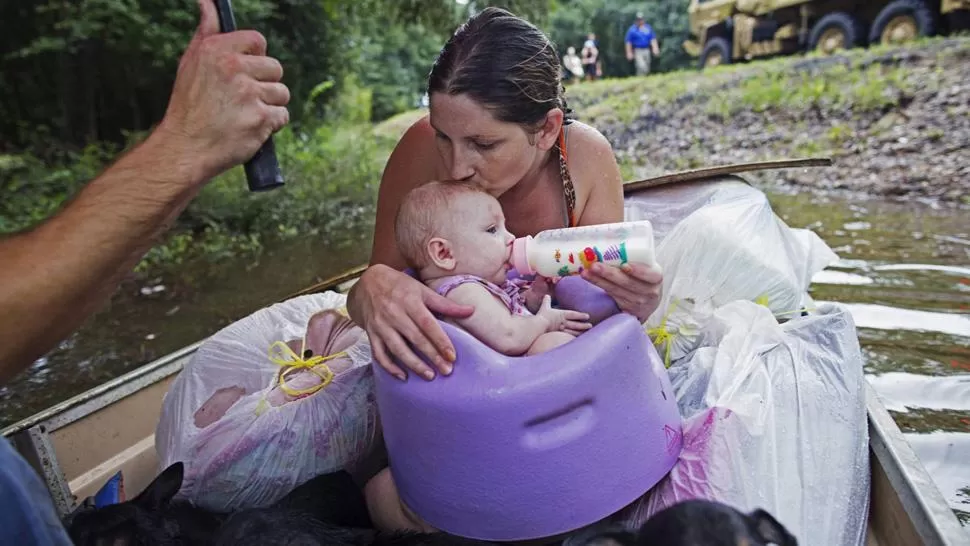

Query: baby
left=364, top=181, right=592, bottom=535
left=394, top=180, right=591, bottom=356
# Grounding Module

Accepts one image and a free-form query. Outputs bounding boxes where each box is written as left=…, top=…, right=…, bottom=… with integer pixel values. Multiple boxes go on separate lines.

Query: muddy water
left=769, top=190, right=970, bottom=525
left=0, top=226, right=373, bottom=430
left=1, top=190, right=968, bottom=524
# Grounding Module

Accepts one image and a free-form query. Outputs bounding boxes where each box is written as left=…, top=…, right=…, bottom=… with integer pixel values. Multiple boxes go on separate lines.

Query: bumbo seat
left=374, top=280, right=683, bottom=541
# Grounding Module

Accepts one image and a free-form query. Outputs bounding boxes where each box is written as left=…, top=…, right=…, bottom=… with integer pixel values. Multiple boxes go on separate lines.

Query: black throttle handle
left=214, top=0, right=285, bottom=192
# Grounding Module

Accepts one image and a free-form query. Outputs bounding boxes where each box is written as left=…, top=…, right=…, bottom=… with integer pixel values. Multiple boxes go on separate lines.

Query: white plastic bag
left=623, top=176, right=757, bottom=244
left=156, top=292, right=380, bottom=512
left=642, top=183, right=837, bottom=365
left=622, top=301, right=870, bottom=546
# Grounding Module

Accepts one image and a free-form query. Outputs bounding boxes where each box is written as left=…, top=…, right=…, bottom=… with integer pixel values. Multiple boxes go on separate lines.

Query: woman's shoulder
left=565, top=120, right=612, bottom=151
left=564, top=121, right=617, bottom=180
left=563, top=120, right=624, bottom=223
left=385, top=114, right=440, bottom=182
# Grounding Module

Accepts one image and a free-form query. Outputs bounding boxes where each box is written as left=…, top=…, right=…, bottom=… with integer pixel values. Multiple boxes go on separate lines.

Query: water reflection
left=770, top=191, right=970, bottom=527
left=0, top=226, right=373, bottom=428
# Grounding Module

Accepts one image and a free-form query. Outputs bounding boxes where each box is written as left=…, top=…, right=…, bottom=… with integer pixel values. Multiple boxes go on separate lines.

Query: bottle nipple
left=510, top=236, right=534, bottom=275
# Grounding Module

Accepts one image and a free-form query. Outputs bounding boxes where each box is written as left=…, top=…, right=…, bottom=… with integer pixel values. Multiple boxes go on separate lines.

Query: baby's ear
left=428, top=237, right=456, bottom=270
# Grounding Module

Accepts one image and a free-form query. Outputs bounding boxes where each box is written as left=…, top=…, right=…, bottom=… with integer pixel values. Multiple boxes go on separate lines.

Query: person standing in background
left=625, top=12, right=660, bottom=76
left=563, top=46, right=584, bottom=84
left=581, top=33, right=599, bottom=81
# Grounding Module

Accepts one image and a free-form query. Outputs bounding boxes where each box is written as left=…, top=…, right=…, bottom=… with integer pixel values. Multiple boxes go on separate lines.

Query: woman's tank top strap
left=558, top=127, right=578, bottom=227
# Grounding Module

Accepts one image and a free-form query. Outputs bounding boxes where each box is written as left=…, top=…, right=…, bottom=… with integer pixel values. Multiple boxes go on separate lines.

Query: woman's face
left=429, top=92, right=552, bottom=197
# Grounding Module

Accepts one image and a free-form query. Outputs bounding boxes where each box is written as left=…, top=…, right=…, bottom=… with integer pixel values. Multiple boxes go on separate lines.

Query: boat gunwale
left=866, top=383, right=969, bottom=545
left=1, top=342, right=201, bottom=438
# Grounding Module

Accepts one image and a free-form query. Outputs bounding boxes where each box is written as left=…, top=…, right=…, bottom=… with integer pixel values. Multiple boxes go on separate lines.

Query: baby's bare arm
left=446, top=284, right=552, bottom=356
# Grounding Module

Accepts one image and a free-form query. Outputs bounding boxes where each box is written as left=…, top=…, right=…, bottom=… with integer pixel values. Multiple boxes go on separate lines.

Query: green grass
left=566, top=35, right=966, bottom=127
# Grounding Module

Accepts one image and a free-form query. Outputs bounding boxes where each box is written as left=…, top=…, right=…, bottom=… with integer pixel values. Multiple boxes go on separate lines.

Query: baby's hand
left=536, top=295, right=592, bottom=337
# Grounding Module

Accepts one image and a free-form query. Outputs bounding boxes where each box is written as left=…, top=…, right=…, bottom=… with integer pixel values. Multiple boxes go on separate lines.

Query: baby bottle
left=510, top=220, right=660, bottom=278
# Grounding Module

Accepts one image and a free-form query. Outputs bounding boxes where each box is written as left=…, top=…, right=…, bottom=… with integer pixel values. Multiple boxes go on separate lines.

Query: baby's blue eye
left=486, top=226, right=497, bottom=234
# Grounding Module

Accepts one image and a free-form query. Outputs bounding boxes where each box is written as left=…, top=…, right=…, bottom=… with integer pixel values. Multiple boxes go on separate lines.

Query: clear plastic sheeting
left=634, top=180, right=837, bottom=365
left=624, top=177, right=756, bottom=244
left=621, top=302, right=870, bottom=546
left=156, top=292, right=380, bottom=512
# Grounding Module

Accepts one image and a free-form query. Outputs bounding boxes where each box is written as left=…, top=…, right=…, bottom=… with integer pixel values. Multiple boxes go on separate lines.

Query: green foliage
left=2, top=116, right=394, bottom=273
left=0, top=143, right=118, bottom=233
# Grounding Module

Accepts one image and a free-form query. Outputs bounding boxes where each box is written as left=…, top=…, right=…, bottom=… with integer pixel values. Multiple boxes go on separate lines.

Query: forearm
left=625, top=43, right=633, bottom=57
left=0, top=129, right=204, bottom=382
left=652, top=39, right=660, bottom=54
left=486, top=315, right=551, bottom=356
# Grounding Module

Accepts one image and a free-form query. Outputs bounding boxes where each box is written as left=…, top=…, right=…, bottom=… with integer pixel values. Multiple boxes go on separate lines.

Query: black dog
left=66, top=462, right=225, bottom=546
left=212, top=467, right=496, bottom=546
left=565, top=500, right=798, bottom=546
left=67, top=462, right=496, bottom=546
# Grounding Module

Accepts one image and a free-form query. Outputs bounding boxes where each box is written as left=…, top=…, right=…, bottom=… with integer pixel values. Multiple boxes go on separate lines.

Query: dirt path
left=571, top=37, right=970, bottom=206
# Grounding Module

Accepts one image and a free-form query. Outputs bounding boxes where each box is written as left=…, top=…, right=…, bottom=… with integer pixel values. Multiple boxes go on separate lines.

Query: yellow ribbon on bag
left=267, top=336, right=346, bottom=398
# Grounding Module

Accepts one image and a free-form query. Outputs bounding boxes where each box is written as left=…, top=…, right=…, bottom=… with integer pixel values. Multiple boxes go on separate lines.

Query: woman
left=347, top=7, right=662, bottom=383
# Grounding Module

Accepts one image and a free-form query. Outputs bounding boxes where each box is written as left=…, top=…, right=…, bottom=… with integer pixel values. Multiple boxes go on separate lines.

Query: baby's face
left=442, top=193, right=515, bottom=284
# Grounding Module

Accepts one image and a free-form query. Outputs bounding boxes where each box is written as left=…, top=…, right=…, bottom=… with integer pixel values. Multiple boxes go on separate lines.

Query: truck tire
left=699, top=37, right=731, bottom=70
left=808, top=12, right=865, bottom=54
left=869, top=0, right=937, bottom=45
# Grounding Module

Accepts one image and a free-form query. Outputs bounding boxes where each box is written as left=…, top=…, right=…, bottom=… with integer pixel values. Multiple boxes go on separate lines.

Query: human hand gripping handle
left=213, top=0, right=284, bottom=191
left=156, top=0, right=290, bottom=188
left=350, top=265, right=474, bottom=381
left=536, top=295, right=591, bottom=337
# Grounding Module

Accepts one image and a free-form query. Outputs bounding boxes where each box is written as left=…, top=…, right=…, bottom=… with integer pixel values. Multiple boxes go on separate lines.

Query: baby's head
left=395, top=181, right=515, bottom=285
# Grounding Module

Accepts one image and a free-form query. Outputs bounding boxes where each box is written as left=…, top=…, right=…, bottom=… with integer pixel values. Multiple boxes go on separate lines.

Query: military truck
left=683, top=0, right=970, bottom=69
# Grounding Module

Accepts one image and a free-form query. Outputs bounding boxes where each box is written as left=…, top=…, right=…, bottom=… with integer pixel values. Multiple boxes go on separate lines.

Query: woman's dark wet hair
left=428, top=7, right=573, bottom=129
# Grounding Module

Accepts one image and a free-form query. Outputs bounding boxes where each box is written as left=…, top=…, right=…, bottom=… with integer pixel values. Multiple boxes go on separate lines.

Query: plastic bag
left=620, top=301, right=870, bottom=546
left=156, top=292, right=380, bottom=512
left=642, top=183, right=837, bottom=365
left=623, top=176, right=757, bottom=244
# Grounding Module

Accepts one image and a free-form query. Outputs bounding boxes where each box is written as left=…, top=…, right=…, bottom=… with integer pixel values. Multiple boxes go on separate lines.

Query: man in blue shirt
left=0, top=0, right=290, bottom=543
left=625, top=12, right=661, bottom=76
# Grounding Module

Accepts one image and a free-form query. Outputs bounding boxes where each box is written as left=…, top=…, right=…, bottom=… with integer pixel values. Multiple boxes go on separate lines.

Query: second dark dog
left=565, top=499, right=798, bottom=546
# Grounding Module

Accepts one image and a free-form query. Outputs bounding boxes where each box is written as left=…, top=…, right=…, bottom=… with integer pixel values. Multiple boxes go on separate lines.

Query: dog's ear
left=748, top=509, right=798, bottom=546
left=132, top=462, right=184, bottom=510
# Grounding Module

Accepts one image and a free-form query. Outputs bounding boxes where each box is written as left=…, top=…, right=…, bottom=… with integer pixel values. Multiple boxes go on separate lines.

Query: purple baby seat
left=374, top=276, right=683, bottom=542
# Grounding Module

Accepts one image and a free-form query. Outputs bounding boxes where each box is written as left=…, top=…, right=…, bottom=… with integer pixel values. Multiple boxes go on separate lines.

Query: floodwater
left=0, top=189, right=968, bottom=525
left=771, top=190, right=970, bottom=526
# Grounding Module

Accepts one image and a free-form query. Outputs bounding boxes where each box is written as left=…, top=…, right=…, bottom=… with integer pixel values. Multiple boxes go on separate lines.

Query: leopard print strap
left=558, top=127, right=577, bottom=227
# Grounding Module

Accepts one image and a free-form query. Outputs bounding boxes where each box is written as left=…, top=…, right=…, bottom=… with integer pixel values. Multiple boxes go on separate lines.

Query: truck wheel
left=869, top=0, right=937, bottom=45
left=808, top=12, right=865, bottom=55
left=699, top=37, right=731, bottom=70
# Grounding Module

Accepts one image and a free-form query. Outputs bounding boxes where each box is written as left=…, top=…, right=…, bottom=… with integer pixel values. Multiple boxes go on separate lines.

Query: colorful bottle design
left=510, top=220, right=660, bottom=277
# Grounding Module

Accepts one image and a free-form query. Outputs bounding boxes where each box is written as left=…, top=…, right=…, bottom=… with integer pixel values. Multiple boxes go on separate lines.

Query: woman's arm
left=347, top=116, right=474, bottom=380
